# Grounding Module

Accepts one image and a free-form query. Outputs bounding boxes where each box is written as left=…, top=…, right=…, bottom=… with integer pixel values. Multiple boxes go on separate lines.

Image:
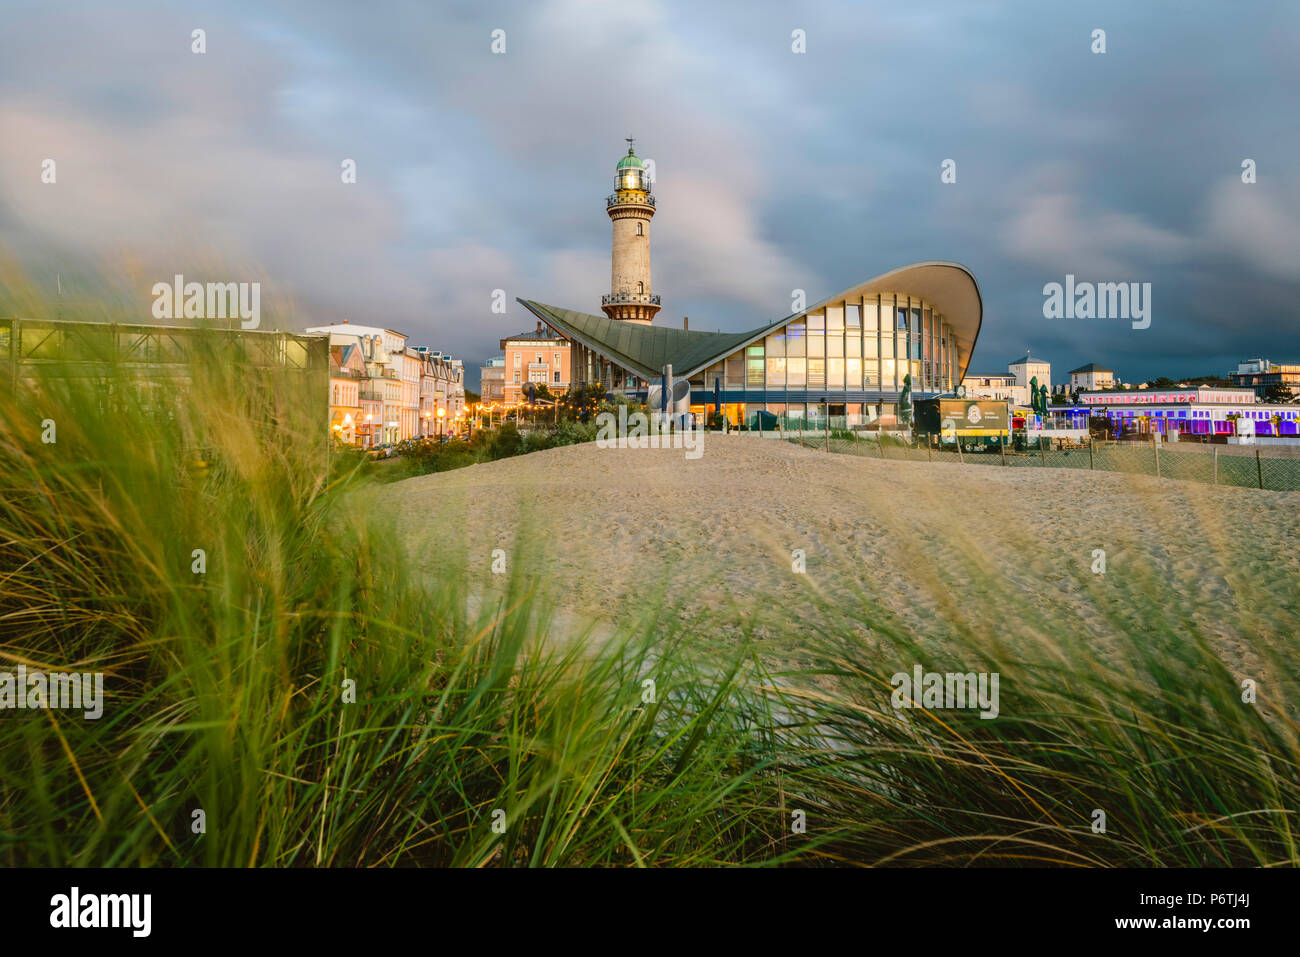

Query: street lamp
left=437, top=406, right=446, bottom=439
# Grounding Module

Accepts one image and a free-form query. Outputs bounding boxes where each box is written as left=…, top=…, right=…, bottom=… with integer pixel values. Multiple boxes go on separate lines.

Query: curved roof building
left=519, top=260, right=983, bottom=427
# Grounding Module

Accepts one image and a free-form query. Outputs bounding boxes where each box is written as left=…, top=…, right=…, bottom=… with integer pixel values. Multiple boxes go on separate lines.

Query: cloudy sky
left=2, top=0, right=1298, bottom=387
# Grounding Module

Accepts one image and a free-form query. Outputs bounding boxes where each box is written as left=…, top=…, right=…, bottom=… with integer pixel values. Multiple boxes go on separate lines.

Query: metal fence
left=784, top=433, right=1300, bottom=491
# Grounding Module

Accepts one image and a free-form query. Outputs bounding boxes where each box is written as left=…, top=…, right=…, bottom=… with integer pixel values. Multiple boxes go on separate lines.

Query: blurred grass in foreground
left=0, top=334, right=1296, bottom=866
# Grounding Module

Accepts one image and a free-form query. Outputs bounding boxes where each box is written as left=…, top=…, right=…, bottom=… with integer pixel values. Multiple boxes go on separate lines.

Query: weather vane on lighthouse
left=625, top=136, right=635, bottom=152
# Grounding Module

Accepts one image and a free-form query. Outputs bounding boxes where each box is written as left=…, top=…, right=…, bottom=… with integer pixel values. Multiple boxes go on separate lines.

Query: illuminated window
left=829, top=357, right=845, bottom=389
left=863, top=298, right=879, bottom=332
left=766, top=356, right=786, bottom=387
left=786, top=322, right=806, bottom=357
left=807, top=358, right=826, bottom=390
left=636, top=222, right=643, bottom=235
left=787, top=357, right=807, bottom=388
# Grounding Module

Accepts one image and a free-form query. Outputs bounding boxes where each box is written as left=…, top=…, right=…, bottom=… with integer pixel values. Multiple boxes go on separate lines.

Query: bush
left=551, top=419, right=598, bottom=446
left=485, top=422, right=525, bottom=461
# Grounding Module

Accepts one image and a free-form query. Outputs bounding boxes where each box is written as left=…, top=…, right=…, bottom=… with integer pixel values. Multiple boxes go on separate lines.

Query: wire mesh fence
left=781, top=430, right=1300, bottom=491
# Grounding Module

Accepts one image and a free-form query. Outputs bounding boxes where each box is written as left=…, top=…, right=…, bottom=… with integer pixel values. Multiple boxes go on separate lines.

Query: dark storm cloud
left=1, top=0, right=1297, bottom=385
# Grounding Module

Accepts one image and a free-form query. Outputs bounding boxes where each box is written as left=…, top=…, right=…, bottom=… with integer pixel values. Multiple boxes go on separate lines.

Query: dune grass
left=1, top=335, right=1296, bottom=867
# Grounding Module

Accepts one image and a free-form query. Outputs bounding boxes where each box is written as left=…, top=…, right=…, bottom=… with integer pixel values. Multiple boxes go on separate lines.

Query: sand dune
left=382, top=438, right=1300, bottom=661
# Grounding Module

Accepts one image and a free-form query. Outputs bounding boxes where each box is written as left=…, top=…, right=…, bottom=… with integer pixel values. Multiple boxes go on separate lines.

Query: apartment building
left=500, top=323, right=571, bottom=405
left=307, top=321, right=466, bottom=446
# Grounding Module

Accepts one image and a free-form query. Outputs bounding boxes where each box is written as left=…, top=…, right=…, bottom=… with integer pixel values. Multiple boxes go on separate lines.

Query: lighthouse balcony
left=606, top=193, right=656, bottom=208
left=602, top=293, right=661, bottom=307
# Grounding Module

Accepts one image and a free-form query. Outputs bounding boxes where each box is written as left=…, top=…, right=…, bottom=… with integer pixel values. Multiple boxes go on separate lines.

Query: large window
left=828, top=357, right=845, bottom=389
left=786, top=322, right=806, bottom=357
left=846, top=302, right=861, bottom=328
left=747, top=345, right=765, bottom=387
left=807, top=357, right=826, bottom=390
left=807, top=314, right=824, bottom=358
left=923, top=308, right=934, bottom=389
left=808, top=333, right=825, bottom=359
left=863, top=298, right=879, bottom=332
left=787, top=357, right=807, bottom=389
left=766, top=356, right=786, bottom=388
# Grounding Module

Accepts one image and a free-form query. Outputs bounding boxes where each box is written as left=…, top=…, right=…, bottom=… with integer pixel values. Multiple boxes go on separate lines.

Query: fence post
left=1256, top=448, right=1264, bottom=489
left=1088, top=440, right=1094, bottom=470
left=1000, top=440, right=1007, bottom=466
left=957, top=440, right=964, bottom=464
left=1152, top=434, right=1160, bottom=478
left=927, top=442, right=932, bottom=462
left=1039, top=436, right=1046, bottom=466
left=878, top=437, right=885, bottom=459
left=1213, top=447, right=1218, bottom=486
left=825, top=414, right=830, bottom=453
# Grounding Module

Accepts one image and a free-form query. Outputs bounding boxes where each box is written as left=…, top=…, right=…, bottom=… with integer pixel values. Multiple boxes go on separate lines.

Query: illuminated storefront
left=1053, top=386, right=1300, bottom=439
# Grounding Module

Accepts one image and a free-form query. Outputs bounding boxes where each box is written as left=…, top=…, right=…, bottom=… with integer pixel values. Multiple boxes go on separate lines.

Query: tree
left=562, top=383, right=607, bottom=422
left=1264, top=383, right=1296, bottom=404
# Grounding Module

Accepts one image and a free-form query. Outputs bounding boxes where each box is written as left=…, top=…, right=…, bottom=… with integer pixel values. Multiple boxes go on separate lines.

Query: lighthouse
left=600, top=138, right=660, bottom=324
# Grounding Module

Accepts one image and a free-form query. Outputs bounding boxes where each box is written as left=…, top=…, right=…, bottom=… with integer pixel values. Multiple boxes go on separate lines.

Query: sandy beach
left=381, top=437, right=1300, bottom=663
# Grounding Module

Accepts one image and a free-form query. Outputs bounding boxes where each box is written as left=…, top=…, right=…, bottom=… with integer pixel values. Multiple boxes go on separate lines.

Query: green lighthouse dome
left=616, top=149, right=645, bottom=171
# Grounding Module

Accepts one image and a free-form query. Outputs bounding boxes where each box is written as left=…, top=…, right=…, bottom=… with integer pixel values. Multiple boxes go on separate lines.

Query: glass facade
left=704, top=292, right=962, bottom=402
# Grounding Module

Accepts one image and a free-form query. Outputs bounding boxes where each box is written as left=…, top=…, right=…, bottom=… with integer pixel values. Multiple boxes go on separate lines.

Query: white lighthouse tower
left=600, top=138, right=660, bottom=325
